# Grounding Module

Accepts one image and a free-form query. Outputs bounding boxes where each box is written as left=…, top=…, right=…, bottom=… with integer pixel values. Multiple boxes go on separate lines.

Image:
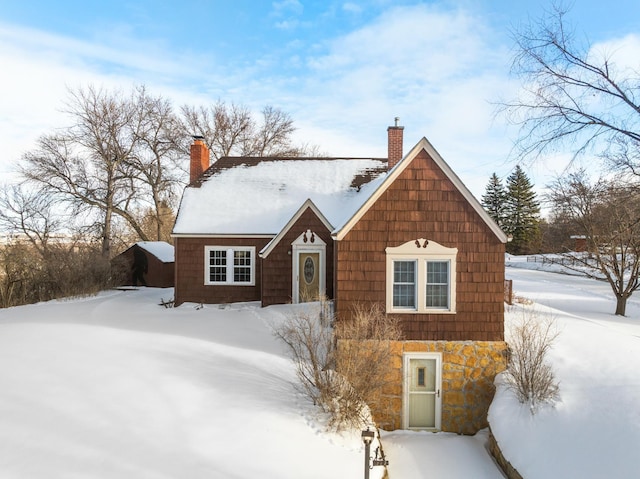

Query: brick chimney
left=387, top=117, right=404, bottom=170
left=190, top=136, right=210, bottom=184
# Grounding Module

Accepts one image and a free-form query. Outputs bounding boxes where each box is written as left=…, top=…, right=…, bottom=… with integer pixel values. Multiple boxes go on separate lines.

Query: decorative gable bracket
left=386, top=238, right=457, bottom=256
left=293, top=229, right=327, bottom=247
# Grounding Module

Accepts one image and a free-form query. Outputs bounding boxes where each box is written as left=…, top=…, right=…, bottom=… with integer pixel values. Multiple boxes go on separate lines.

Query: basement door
left=403, top=353, right=442, bottom=430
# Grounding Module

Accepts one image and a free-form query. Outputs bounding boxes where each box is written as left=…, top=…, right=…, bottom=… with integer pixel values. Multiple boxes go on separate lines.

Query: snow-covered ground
left=0, top=292, right=371, bottom=479
left=490, top=256, right=640, bottom=479
left=1, top=256, right=638, bottom=478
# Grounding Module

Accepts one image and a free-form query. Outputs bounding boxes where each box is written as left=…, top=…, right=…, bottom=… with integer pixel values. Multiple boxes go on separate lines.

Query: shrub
left=275, top=301, right=401, bottom=431
left=0, top=242, right=120, bottom=308
left=504, top=307, right=560, bottom=413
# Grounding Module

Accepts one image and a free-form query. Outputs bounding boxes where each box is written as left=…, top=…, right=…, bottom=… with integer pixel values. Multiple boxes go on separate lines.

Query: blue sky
left=1, top=0, right=640, bottom=201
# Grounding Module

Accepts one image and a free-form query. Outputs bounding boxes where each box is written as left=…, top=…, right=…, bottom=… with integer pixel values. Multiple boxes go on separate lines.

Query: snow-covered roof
left=172, top=157, right=388, bottom=235
left=136, top=241, right=175, bottom=263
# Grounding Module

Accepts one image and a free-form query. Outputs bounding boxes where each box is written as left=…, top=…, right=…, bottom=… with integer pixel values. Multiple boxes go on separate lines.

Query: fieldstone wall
left=373, top=340, right=508, bottom=434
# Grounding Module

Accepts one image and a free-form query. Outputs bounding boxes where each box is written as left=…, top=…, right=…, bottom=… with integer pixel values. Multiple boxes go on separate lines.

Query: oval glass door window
left=304, top=256, right=315, bottom=284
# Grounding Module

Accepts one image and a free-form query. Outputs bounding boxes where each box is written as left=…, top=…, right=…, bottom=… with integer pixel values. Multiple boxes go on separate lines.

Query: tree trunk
left=615, top=295, right=627, bottom=316
left=102, top=200, right=114, bottom=259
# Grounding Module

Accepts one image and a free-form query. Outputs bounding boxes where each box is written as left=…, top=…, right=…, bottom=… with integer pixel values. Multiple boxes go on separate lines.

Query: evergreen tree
left=504, top=165, right=541, bottom=254
left=481, top=173, right=508, bottom=229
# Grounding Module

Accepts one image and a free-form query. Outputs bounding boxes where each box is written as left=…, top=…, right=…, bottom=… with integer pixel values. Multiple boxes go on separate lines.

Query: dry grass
left=275, top=301, right=401, bottom=431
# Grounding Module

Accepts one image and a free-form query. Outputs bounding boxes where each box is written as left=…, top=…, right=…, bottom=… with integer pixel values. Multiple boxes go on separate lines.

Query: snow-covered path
left=382, top=428, right=504, bottom=479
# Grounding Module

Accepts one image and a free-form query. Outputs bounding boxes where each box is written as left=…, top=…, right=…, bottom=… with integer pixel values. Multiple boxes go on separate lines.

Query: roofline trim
left=333, top=137, right=508, bottom=243
left=259, top=199, right=333, bottom=258
left=171, top=233, right=276, bottom=239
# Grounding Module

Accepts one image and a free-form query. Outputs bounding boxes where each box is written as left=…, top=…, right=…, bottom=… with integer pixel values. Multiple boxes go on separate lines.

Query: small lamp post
left=361, top=429, right=375, bottom=479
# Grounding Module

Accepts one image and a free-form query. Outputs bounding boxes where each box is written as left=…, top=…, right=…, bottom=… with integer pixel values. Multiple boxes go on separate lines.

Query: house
left=113, top=241, right=175, bottom=288
left=172, top=124, right=508, bottom=434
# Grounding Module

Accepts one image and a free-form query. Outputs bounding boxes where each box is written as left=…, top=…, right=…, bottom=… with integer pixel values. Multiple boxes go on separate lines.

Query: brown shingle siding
left=174, top=236, right=271, bottom=306
left=335, top=147, right=504, bottom=342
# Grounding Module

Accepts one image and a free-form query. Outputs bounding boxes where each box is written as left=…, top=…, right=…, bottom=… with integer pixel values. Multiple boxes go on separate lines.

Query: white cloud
left=270, top=4, right=520, bottom=197
left=271, top=0, right=304, bottom=29
left=342, top=3, right=363, bottom=14
left=0, top=22, right=221, bottom=178
left=588, top=33, right=640, bottom=97
left=272, top=0, right=304, bottom=15
left=0, top=4, right=536, bottom=201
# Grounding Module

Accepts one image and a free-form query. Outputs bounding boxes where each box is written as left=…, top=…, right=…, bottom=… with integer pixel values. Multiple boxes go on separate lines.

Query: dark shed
left=113, top=241, right=174, bottom=288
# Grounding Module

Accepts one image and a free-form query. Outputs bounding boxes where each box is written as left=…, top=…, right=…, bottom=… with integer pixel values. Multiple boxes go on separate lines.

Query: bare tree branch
left=500, top=4, right=640, bottom=164
left=548, top=169, right=640, bottom=315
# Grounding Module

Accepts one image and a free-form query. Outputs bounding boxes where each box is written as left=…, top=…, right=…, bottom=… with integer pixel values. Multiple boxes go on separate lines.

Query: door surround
left=291, top=229, right=326, bottom=303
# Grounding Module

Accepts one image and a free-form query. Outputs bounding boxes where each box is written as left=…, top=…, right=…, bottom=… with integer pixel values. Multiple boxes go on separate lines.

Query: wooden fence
left=504, top=279, right=513, bottom=305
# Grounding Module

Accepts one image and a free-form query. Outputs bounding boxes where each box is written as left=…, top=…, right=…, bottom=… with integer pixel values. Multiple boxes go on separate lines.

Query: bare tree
left=0, top=183, right=63, bottom=256
left=0, top=183, right=119, bottom=308
left=180, top=101, right=253, bottom=161
left=502, top=4, right=640, bottom=164
left=127, top=86, right=182, bottom=241
left=18, top=85, right=187, bottom=257
left=604, top=136, right=640, bottom=177
left=20, top=86, right=145, bottom=258
left=549, top=170, right=640, bottom=315
left=16, top=87, right=309, bottom=258
left=180, top=101, right=301, bottom=161
left=249, top=105, right=298, bottom=156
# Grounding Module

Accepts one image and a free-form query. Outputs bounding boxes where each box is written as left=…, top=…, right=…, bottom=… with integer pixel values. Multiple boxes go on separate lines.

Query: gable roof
left=332, top=138, right=508, bottom=243
left=172, top=157, right=388, bottom=236
left=259, top=199, right=332, bottom=258
left=134, top=241, right=175, bottom=263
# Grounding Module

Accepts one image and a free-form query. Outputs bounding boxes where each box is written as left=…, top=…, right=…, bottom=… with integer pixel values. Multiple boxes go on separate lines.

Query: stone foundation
left=375, top=340, right=508, bottom=434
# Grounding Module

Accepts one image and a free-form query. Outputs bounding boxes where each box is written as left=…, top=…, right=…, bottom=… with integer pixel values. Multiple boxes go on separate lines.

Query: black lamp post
left=361, top=429, right=375, bottom=479
left=361, top=428, right=390, bottom=478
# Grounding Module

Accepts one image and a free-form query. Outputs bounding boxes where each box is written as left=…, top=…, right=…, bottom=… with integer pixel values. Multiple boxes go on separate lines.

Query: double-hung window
left=426, top=260, right=450, bottom=309
left=393, top=260, right=417, bottom=309
left=205, top=246, right=255, bottom=286
left=386, top=239, right=457, bottom=313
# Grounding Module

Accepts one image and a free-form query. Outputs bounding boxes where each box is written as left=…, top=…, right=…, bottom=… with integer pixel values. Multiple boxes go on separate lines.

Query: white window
left=426, top=260, right=450, bottom=309
left=204, top=246, right=255, bottom=286
left=386, top=239, right=457, bottom=314
left=393, top=260, right=417, bottom=309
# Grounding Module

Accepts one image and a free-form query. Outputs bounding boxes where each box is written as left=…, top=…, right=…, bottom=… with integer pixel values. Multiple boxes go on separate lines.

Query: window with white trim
left=386, top=239, right=457, bottom=313
left=426, top=260, right=450, bottom=309
left=205, top=246, right=255, bottom=285
left=393, top=260, right=417, bottom=309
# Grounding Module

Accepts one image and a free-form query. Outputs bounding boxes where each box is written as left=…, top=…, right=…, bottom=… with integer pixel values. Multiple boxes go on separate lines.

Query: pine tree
left=481, top=173, right=507, bottom=229
left=504, top=165, right=541, bottom=254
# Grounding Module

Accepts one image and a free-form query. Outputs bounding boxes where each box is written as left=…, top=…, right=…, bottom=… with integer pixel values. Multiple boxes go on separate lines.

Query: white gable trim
left=259, top=199, right=333, bottom=258
left=332, top=138, right=508, bottom=243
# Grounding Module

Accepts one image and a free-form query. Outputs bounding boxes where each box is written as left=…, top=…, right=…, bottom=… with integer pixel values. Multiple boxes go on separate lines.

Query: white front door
left=403, top=353, right=442, bottom=429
